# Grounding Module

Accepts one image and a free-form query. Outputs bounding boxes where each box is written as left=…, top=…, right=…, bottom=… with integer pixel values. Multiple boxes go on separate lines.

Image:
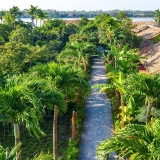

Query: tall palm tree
left=36, top=9, right=48, bottom=27
left=25, top=5, right=38, bottom=29
left=25, top=5, right=39, bottom=45
left=0, top=75, right=44, bottom=160
left=29, top=62, right=90, bottom=159
left=97, top=119, right=160, bottom=160
left=9, top=6, right=22, bottom=29
left=23, top=75, right=67, bottom=160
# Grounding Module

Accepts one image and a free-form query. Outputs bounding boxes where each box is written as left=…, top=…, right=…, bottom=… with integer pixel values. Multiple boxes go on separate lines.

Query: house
left=133, top=22, right=160, bottom=74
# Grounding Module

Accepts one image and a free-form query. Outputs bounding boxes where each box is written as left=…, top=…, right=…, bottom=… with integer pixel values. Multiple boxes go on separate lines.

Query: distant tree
left=116, top=11, right=128, bottom=21
left=0, top=42, right=51, bottom=74
left=79, top=22, right=98, bottom=44
left=0, top=10, right=5, bottom=23
left=9, top=27, right=32, bottom=44
left=3, top=6, right=22, bottom=30
left=0, top=23, right=12, bottom=44
left=65, top=23, right=78, bottom=35
left=25, top=5, right=38, bottom=29
left=37, top=9, right=48, bottom=26
left=94, top=13, right=111, bottom=25
left=77, top=16, right=89, bottom=28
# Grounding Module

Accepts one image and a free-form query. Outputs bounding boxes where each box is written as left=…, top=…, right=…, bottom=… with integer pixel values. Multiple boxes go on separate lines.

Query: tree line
left=0, top=8, right=156, bottom=19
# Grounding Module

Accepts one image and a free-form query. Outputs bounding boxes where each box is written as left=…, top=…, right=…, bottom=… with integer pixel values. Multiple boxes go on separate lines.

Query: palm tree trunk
left=112, top=55, right=114, bottom=67
left=146, top=103, right=152, bottom=124
left=114, top=57, right=117, bottom=68
left=71, top=111, right=76, bottom=140
left=14, top=21, right=15, bottom=30
left=13, top=122, right=21, bottom=160
left=53, top=106, right=58, bottom=160
left=40, top=20, right=41, bottom=27
left=31, top=19, right=34, bottom=45
left=84, top=62, right=87, bottom=73
left=77, top=89, right=82, bottom=107
left=115, top=89, right=120, bottom=112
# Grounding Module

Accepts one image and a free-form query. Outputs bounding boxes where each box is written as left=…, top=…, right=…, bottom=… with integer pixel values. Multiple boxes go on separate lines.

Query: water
left=20, top=17, right=154, bottom=22
left=0, top=17, right=155, bottom=27
left=21, top=17, right=155, bottom=25
left=131, top=17, right=155, bottom=22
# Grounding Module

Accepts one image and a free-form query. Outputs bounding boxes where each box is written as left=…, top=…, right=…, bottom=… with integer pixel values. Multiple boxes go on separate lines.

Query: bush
left=65, top=140, right=79, bottom=160
left=153, top=34, right=160, bottom=43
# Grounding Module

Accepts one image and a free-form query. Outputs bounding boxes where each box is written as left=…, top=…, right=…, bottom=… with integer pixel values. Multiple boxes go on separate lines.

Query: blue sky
left=1, top=0, right=159, bottom=11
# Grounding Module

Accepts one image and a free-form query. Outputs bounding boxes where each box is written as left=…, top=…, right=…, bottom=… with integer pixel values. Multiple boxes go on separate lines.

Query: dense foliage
left=93, top=11, right=160, bottom=160
left=0, top=5, right=159, bottom=160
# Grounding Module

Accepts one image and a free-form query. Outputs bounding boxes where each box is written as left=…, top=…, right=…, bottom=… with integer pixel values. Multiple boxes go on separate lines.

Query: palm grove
left=0, top=5, right=160, bottom=160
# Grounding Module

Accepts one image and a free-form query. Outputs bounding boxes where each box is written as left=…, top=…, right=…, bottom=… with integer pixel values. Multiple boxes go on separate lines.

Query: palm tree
left=9, top=6, right=22, bottom=29
left=116, top=11, right=128, bottom=22
left=59, top=42, right=97, bottom=73
left=106, top=26, right=115, bottom=45
left=23, top=75, right=67, bottom=160
left=29, top=62, right=91, bottom=100
left=154, top=9, right=160, bottom=25
left=25, top=5, right=38, bottom=29
left=124, top=73, right=160, bottom=124
left=93, top=71, right=126, bottom=113
left=106, top=43, right=140, bottom=72
left=25, top=5, right=39, bottom=44
left=25, top=75, right=67, bottom=113
left=0, top=143, right=21, bottom=160
left=36, top=9, right=48, bottom=27
left=97, top=119, right=160, bottom=160
left=29, top=62, right=90, bottom=159
left=0, top=75, right=44, bottom=160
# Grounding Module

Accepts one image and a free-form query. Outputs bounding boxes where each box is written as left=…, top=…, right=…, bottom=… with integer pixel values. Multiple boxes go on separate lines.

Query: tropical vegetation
left=93, top=11, right=160, bottom=160
left=0, top=5, right=160, bottom=160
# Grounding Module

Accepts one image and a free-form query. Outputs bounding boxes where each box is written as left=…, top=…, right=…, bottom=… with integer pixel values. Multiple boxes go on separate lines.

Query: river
left=19, top=17, right=155, bottom=26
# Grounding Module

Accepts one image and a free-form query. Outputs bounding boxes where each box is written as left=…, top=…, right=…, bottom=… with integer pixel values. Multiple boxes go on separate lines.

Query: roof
left=134, top=22, right=160, bottom=74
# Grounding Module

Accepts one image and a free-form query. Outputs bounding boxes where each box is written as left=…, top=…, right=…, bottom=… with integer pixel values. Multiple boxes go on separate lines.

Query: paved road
left=79, top=57, right=115, bottom=160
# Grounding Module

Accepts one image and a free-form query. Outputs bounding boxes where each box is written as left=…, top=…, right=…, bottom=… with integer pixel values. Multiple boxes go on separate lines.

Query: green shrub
left=153, top=34, right=160, bottom=43
left=31, top=152, right=53, bottom=160
left=65, top=140, right=79, bottom=160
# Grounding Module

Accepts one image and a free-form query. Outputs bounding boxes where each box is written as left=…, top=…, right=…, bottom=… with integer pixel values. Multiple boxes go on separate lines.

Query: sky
left=0, top=0, right=159, bottom=11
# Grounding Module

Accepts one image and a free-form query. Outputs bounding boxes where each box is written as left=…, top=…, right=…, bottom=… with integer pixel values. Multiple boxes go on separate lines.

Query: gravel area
left=79, top=56, right=115, bottom=160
